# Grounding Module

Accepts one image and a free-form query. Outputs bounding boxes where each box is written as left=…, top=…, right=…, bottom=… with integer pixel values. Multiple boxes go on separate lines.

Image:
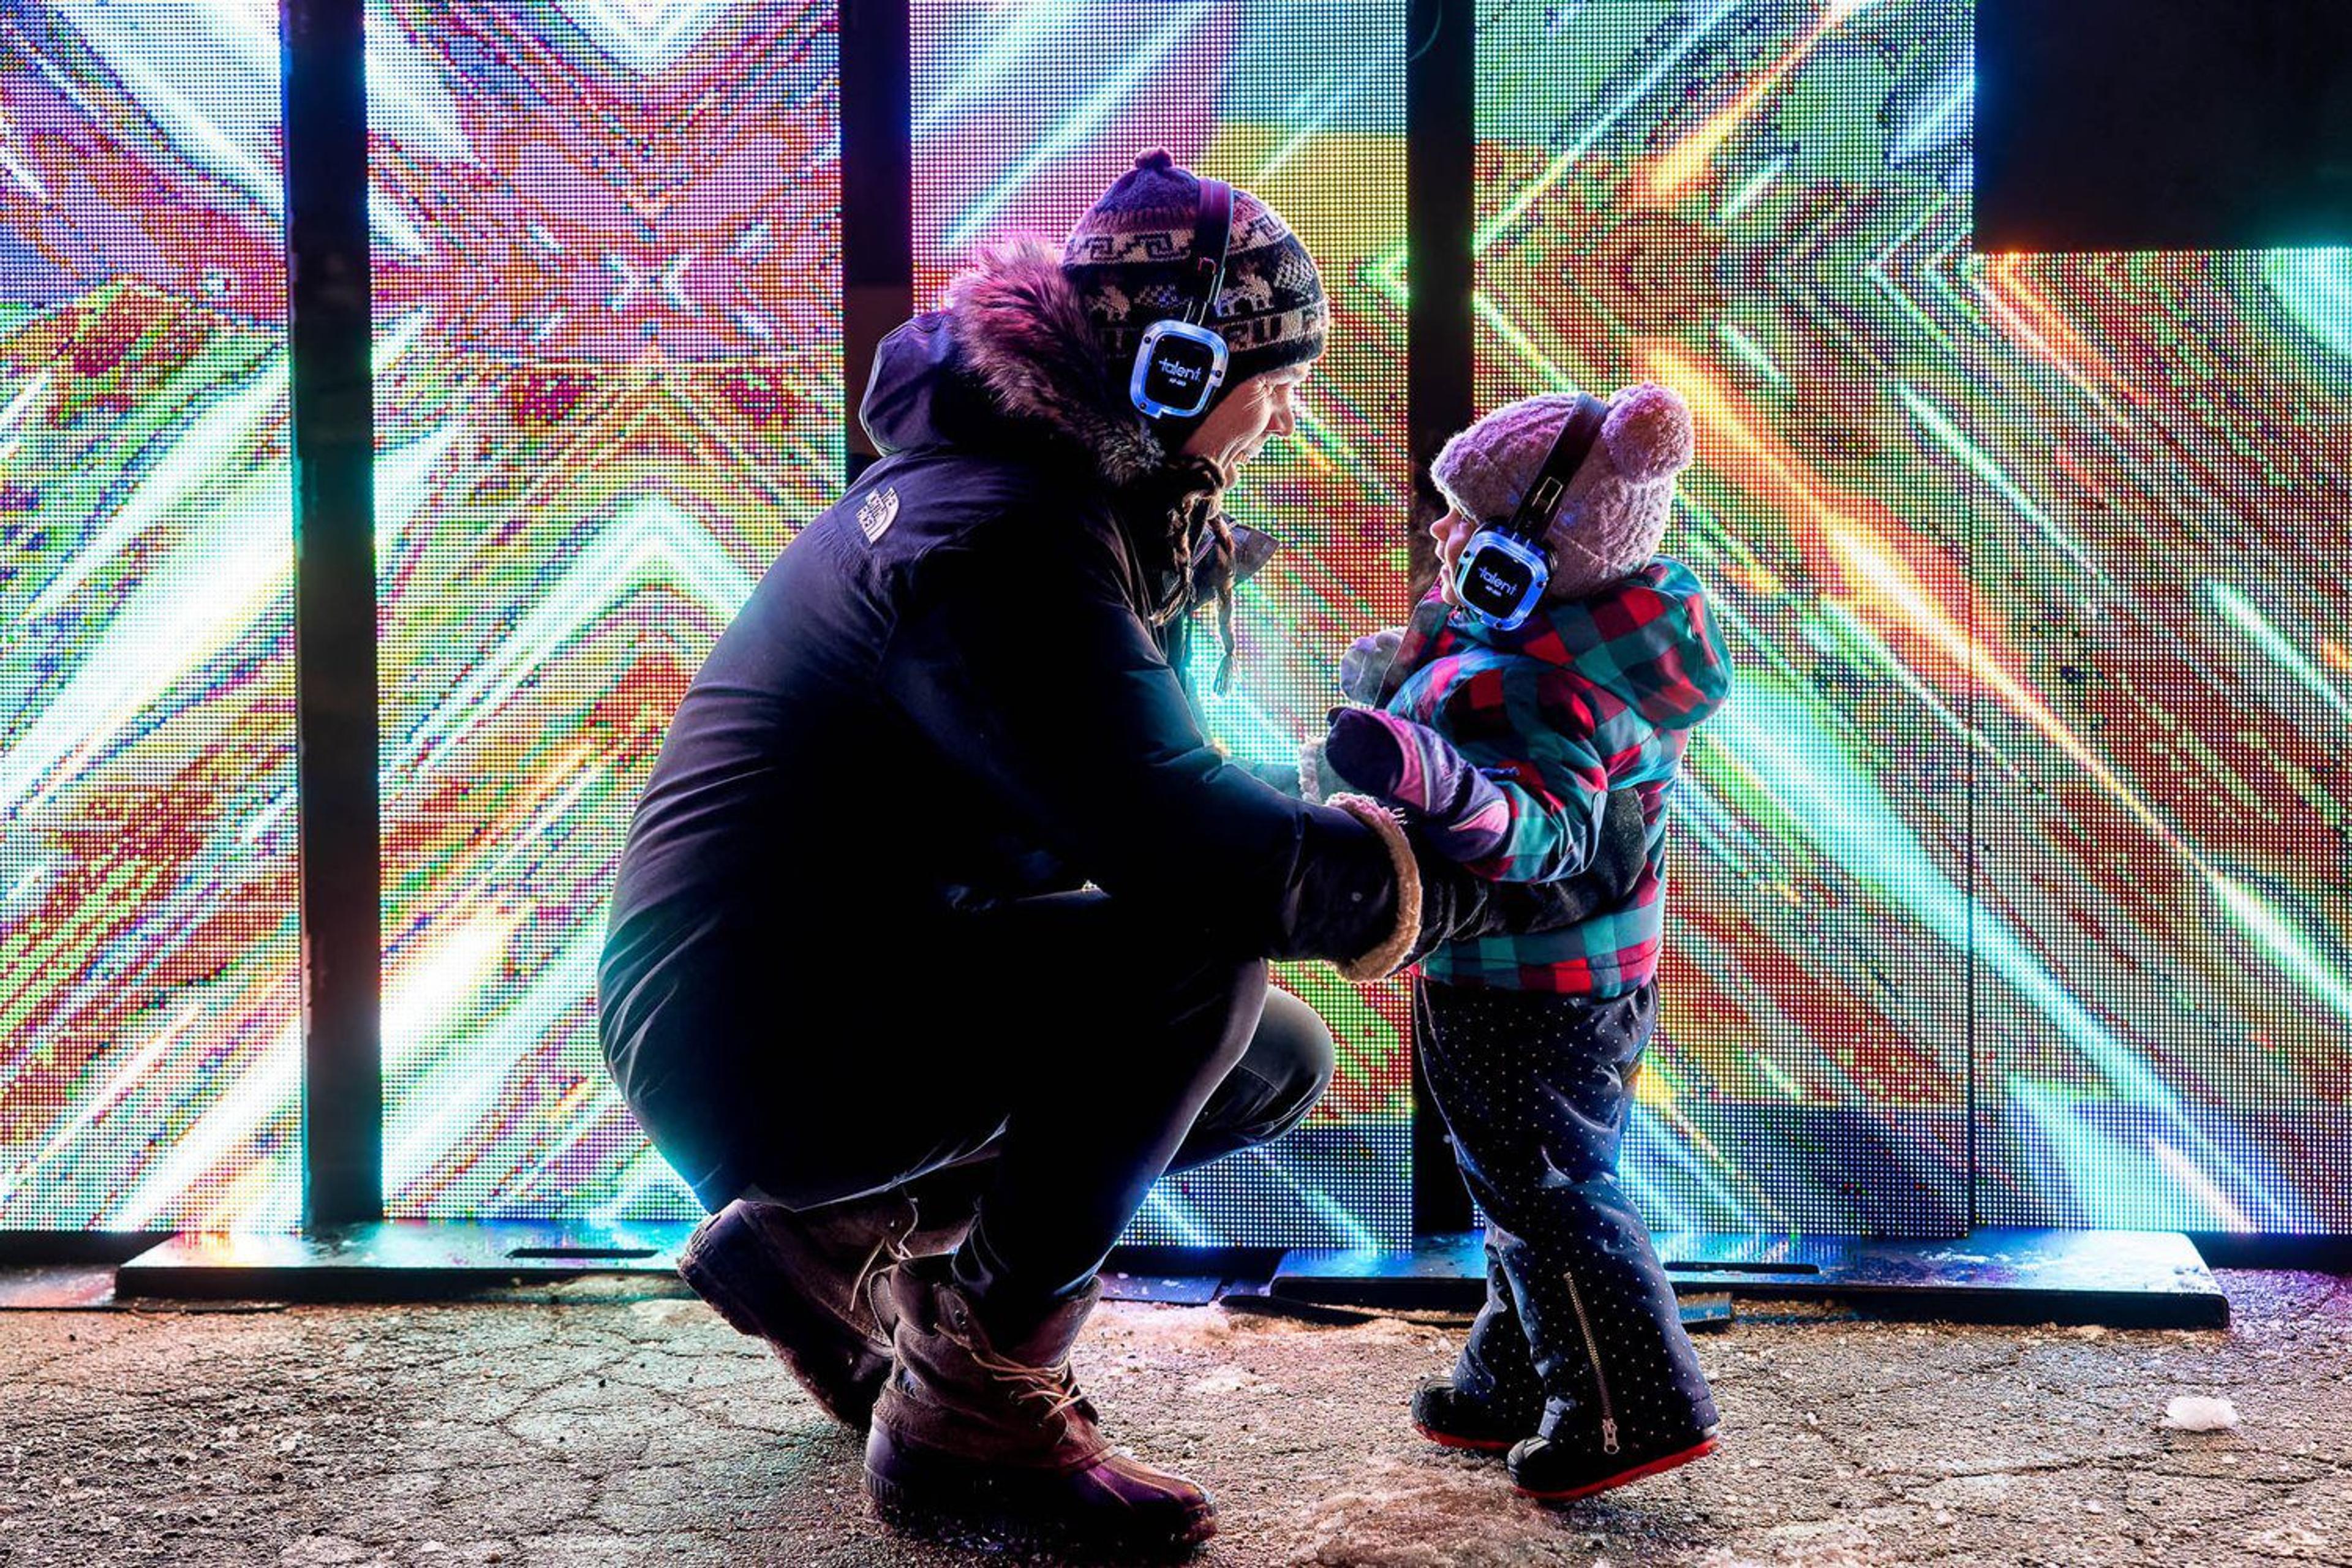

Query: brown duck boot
left=864, top=1260, right=1215, bottom=1556
left=676, top=1191, right=928, bottom=1430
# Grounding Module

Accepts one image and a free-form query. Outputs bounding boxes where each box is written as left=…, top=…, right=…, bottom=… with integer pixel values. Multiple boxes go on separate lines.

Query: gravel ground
left=1, top=1269, right=2345, bottom=1567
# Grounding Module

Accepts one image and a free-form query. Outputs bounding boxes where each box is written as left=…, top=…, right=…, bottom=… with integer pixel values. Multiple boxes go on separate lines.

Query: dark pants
left=1417, top=978, right=1718, bottom=1450
left=605, top=891, right=1330, bottom=1335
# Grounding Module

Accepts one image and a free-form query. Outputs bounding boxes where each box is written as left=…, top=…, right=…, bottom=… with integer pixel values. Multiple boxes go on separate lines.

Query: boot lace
left=856, top=1198, right=1095, bottom=1430
left=963, top=1343, right=1091, bottom=1427
left=850, top=1196, right=921, bottom=1339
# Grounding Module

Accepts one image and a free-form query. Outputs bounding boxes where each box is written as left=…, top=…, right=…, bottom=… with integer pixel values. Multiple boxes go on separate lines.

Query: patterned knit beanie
left=1430, top=383, right=1697, bottom=601
left=1062, top=149, right=1328, bottom=418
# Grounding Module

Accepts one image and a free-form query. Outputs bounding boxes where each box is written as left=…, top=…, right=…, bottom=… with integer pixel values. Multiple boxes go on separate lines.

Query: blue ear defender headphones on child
left=1129, top=177, right=1234, bottom=421
left=1452, top=391, right=1610, bottom=631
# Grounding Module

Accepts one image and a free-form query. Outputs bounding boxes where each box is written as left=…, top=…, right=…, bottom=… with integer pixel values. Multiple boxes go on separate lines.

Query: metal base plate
left=0, top=1265, right=116, bottom=1310
left=111, top=1224, right=1264, bottom=1305
left=98, top=1223, right=2228, bottom=1329
left=1272, top=1228, right=2228, bottom=1329
left=116, top=1220, right=695, bottom=1300
left=1099, top=1271, right=1224, bottom=1305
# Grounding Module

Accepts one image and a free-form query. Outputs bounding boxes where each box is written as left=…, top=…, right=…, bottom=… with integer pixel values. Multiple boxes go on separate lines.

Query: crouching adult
left=598, top=153, right=1538, bottom=1555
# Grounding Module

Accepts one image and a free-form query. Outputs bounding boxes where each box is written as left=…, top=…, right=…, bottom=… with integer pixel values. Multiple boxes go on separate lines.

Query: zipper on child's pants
left=1562, top=1268, right=1620, bottom=1455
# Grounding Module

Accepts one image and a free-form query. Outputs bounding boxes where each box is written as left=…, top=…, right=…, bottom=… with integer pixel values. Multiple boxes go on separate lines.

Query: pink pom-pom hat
left=1430, top=382, right=1697, bottom=601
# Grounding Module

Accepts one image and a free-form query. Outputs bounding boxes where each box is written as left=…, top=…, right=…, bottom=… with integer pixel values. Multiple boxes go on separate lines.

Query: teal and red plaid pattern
left=1382, top=556, right=1733, bottom=995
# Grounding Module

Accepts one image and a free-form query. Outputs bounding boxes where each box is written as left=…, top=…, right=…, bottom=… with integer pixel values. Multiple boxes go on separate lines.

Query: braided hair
left=1130, top=451, right=1242, bottom=696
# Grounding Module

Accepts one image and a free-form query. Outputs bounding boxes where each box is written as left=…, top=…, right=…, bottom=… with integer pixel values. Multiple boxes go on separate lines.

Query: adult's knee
left=1161, top=979, right=1338, bottom=1175
left=1107, top=946, right=1272, bottom=1097
left=1197, top=955, right=1272, bottom=1078
left=1233, top=984, right=1337, bottom=1142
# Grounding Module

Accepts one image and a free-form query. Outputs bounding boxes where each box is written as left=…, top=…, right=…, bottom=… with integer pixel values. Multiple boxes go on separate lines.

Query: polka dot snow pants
left=1417, top=976, right=1719, bottom=1458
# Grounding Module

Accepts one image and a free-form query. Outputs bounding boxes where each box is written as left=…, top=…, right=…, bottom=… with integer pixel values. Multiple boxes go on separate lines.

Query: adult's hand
left=1326, top=833, right=1506, bottom=982
left=1327, top=786, right=1649, bottom=981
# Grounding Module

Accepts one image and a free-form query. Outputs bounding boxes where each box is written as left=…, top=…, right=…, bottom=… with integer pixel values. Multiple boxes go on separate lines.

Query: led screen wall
left=9, top=0, right=2342, bottom=1243
left=1974, top=249, right=2348, bottom=1232
left=913, top=0, right=1414, bottom=1246
left=0, top=4, right=299, bottom=1230
left=369, top=1, right=841, bottom=1220
left=1479, top=0, right=2348, bottom=1234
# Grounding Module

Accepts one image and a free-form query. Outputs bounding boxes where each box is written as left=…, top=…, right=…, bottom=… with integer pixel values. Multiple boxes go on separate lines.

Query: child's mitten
left=1338, top=626, right=1404, bottom=706
left=1319, top=707, right=1510, bottom=865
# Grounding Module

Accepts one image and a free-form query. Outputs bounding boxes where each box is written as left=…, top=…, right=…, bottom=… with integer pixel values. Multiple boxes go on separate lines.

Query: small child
left=1307, top=383, right=1733, bottom=1501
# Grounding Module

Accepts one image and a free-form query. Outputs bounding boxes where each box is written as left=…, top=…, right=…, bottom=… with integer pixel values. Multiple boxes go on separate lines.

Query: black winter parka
left=599, top=241, right=1409, bottom=1058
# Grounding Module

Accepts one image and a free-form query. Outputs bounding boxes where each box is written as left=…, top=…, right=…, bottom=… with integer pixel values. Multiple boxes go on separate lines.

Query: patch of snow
left=1187, top=1365, right=1277, bottom=1396
left=627, top=1299, right=708, bottom=1325
left=1288, top=1460, right=1556, bottom=1567
left=2161, top=1395, right=2241, bottom=1432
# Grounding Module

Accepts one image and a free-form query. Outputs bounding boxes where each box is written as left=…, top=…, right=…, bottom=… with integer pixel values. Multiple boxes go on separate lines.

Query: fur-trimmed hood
left=858, top=236, right=1174, bottom=491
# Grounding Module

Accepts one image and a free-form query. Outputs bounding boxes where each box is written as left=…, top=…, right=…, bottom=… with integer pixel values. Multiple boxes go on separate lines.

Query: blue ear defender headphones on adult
left=1129, top=176, right=1234, bottom=421
left=1452, top=391, right=1610, bottom=631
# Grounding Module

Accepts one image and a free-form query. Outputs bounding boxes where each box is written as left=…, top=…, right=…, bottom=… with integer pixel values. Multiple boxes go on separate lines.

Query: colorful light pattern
left=6, top=0, right=2343, bottom=1243
left=913, top=0, right=1415, bottom=1246
left=369, top=0, right=841, bottom=1221
left=0, top=2, right=299, bottom=1231
left=1479, top=0, right=2350, bottom=1234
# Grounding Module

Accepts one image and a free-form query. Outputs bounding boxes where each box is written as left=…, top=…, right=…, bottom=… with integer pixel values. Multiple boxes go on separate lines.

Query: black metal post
left=1406, top=0, right=1477, bottom=1237
left=281, top=0, right=382, bottom=1229
left=841, top=0, right=913, bottom=483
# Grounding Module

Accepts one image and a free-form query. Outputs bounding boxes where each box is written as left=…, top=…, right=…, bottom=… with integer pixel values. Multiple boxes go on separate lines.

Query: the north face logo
left=857, top=485, right=900, bottom=543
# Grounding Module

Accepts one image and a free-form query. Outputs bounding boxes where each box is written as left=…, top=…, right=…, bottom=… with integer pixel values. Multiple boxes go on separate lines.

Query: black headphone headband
left=1186, top=178, right=1232, bottom=326
left=1501, top=392, right=1609, bottom=543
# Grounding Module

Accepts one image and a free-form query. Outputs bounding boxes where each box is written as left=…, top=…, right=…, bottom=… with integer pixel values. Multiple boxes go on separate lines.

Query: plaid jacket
left=1382, top=556, right=1733, bottom=995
